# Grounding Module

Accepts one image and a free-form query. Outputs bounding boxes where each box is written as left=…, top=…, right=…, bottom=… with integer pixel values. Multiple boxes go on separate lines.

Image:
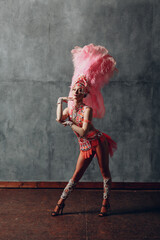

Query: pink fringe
left=102, top=133, right=117, bottom=157
left=80, top=132, right=117, bottom=159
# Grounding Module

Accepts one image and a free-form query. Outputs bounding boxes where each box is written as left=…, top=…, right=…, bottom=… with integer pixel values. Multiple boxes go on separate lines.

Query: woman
left=51, top=44, right=117, bottom=217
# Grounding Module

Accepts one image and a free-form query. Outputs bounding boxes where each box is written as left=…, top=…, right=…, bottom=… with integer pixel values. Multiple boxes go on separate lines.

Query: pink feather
left=68, top=43, right=117, bottom=118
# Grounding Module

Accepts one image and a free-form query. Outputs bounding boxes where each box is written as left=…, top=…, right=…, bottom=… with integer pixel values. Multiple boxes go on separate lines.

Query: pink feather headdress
left=68, top=43, right=117, bottom=118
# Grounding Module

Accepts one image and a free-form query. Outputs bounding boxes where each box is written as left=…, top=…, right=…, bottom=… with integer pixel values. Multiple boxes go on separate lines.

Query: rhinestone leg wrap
left=103, top=178, right=111, bottom=200
left=60, top=179, right=77, bottom=200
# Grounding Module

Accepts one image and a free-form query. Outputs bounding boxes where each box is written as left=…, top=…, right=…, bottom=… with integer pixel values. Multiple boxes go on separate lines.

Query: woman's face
left=72, top=85, right=85, bottom=101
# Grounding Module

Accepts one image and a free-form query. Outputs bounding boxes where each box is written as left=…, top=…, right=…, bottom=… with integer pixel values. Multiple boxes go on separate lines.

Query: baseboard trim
left=0, top=182, right=160, bottom=189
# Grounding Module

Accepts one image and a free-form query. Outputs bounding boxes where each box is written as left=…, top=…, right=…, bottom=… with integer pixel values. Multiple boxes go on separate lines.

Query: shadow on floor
left=50, top=206, right=160, bottom=216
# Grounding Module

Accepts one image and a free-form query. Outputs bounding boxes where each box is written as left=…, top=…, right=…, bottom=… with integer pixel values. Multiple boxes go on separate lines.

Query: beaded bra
left=69, top=103, right=86, bottom=127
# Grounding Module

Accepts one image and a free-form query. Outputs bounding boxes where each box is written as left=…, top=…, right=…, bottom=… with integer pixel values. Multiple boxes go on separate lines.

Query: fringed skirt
left=77, top=130, right=117, bottom=159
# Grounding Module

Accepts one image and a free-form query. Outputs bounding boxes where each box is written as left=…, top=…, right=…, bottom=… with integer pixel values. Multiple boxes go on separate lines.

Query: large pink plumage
left=68, top=43, right=117, bottom=118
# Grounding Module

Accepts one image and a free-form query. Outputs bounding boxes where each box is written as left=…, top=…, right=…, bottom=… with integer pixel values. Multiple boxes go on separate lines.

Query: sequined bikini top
left=68, top=103, right=87, bottom=127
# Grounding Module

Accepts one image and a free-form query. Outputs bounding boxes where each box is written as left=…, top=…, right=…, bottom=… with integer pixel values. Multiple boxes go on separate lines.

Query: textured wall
left=0, top=0, right=159, bottom=181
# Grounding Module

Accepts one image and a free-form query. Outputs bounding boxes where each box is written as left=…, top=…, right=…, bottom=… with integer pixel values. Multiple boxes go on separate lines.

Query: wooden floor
left=0, top=189, right=160, bottom=240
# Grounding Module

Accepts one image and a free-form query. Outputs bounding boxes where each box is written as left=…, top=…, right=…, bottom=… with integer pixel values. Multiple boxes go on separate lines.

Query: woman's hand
left=62, top=120, right=73, bottom=127
left=57, top=97, right=73, bottom=104
left=56, top=119, right=73, bottom=126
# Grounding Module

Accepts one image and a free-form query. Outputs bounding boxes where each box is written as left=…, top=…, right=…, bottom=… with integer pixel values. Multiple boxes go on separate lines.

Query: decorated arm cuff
left=57, top=97, right=63, bottom=104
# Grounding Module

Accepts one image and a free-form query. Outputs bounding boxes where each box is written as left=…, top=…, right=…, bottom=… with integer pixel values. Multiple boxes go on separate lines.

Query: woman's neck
left=73, top=99, right=83, bottom=107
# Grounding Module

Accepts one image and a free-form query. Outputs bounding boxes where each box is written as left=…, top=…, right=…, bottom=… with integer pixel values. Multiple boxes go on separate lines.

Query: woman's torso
left=68, top=103, right=95, bottom=134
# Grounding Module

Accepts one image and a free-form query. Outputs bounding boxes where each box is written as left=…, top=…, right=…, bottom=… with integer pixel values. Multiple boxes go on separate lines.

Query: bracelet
left=64, top=120, right=73, bottom=127
left=57, top=98, right=62, bottom=104
left=83, top=119, right=92, bottom=124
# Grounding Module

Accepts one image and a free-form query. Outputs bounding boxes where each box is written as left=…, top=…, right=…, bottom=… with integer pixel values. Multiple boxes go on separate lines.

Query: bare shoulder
left=84, top=106, right=93, bottom=119
left=84, top=106, right=93, bottom=113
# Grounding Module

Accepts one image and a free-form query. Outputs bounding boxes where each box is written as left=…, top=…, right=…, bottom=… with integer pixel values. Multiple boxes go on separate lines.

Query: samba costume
left=68, top=44, right=118, bottom=159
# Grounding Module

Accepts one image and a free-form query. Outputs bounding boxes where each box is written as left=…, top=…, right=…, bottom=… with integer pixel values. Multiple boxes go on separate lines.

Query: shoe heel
left=60, top=203, right=65, bottom=215
left=51, top=202, right=65, bottom=217
left=60, top=208, right=64, bottom=215
left=98, top=203, right=111, bottom=217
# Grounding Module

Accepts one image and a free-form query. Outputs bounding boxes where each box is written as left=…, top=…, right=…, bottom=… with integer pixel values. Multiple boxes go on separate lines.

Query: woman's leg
left=52, top=151, right=95, bottom=215
left=95, top=138, right=111, bottom=178
left=60, top=151, right=95, bottom=201
left=95, top=138, right=111, bottom=214
left=72, top=150, right=95, bottom=182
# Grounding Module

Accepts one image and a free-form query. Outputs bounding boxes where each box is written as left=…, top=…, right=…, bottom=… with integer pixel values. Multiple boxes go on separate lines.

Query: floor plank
left=0, top=189, right=159, bottom=240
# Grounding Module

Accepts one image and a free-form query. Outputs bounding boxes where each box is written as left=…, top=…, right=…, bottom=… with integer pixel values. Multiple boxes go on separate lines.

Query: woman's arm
left=56, top=107, right=69, bottom=122
left=63, top=107, right=93, bottom=137
left=56, top=97, right=69, bottom=122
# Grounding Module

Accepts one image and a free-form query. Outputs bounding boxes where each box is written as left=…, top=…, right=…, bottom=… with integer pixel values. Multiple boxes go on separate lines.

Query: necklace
left=72, top=103, right=83, bottom=120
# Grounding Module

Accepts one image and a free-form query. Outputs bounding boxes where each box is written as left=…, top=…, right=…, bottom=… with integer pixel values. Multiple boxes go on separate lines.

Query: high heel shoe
left=51, top=202, right=65, bottom=216
left=98, top=203, right=111, bottom=217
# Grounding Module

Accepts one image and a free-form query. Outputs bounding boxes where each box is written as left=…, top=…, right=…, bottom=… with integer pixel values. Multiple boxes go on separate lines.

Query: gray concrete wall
left=0, top=0, right=159, bottom=182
